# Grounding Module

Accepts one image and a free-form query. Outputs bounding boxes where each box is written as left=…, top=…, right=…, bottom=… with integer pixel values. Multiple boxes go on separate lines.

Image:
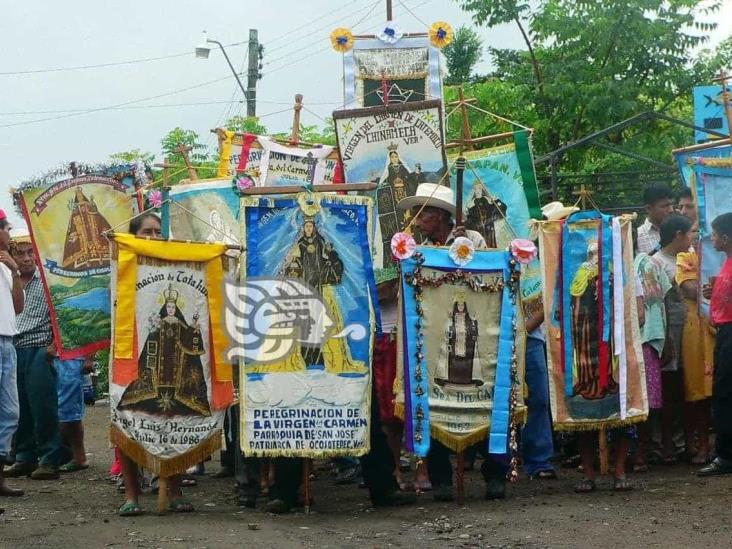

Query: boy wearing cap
left=0, top=210, right=25, bottom=505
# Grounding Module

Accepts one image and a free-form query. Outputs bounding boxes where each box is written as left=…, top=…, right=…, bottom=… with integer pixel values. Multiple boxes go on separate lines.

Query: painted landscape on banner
left=240, top=193, right=375, bottom=457
left=17, top=168, right=139, bottom=358
left=334, top=100, right=447, bottom=283
left=169, top=179, right=241, bottom=245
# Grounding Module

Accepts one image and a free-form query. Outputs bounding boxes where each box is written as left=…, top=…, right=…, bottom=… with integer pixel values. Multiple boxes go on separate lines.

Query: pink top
left=711, top=258, right=732, bottom=326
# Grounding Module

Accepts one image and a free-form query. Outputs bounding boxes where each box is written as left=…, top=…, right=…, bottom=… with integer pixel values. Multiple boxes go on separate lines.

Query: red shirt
left=711, top=257, right=732, bottom=326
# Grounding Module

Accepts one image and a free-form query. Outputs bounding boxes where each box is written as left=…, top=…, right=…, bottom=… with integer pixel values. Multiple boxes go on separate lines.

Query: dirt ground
left=1, top=403, right=731, bottom=549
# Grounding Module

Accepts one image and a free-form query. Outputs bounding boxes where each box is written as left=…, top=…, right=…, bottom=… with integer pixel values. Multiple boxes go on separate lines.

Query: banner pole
left=456, top=451, right=465, bottom=505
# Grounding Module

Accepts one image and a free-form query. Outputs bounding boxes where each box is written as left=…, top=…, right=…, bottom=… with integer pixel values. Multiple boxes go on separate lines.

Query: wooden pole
left=303, top=459, right=312, bottom=514
left=456, top=452, right=465, bottom=505
left=598, top=428, right=609, bottom=476
left=386, top=0, right=393, bottom=20
left=458, top=86, right=474, bottom=154
left=175, top=145, right=199, bottom=181
left=157, top=476, right=169, bottom=514
left=290, top=94, right=303, bottom=145
left=455, top=156, right=466, bottom=227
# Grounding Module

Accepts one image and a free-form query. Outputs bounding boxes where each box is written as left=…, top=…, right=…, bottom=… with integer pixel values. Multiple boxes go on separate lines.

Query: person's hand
left=702, top=283, right=713, bottom=300
left=82, top=356, right=95, bottom=373
left=453, top=225, right=467, bottom=238
left=46, top=342, right=57, bottom=357
left=0, top=251, right=19, bottom=273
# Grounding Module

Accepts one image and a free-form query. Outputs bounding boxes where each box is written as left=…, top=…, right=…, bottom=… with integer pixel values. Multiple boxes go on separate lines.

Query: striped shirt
left=15, top=270, right=53, bottom=349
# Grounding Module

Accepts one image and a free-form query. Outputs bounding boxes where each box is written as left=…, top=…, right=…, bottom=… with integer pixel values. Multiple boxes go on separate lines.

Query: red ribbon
left=236, top=133, right=258, bottom=174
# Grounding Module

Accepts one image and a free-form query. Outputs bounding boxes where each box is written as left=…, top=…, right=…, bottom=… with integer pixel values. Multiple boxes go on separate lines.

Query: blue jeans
left=522, top=337, right=555, bottom=475
left=56, top=358, right=85, bottom=423
left=0, top=336, right=19, bottom=460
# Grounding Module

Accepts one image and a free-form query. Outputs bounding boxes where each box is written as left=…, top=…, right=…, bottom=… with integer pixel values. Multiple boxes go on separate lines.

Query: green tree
left=108, top=148, right=155, bottom=165
left=159, top=127, right=217, bottom=184
left=224, top=115, right=268, bottom=135
left=443, top=26, right=483, bottom=85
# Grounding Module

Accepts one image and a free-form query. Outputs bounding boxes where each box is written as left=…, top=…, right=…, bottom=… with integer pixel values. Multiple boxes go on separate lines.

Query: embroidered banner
left=334, top=100, right=447, bottom=283
left=691, top=159, right=732, bottom=318
left=216, top=130, right=340, bottom=184
left=169, top=179, right=241, bottom=245
left=17, top=167, right=140, bottom=359
left=448, top=139, right=542, bottom=324
left=538, top=214, right=647, bottom=430
left=109, top=235, right=233, bottom=475
left=239, top=193, right=376, bottom=457
left=342, top=35, right=442, bottom=109
left=398, top=247, right=520, bottom=457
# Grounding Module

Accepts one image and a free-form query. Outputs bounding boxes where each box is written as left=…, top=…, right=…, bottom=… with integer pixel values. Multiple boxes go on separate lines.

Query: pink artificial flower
left=235, top=175, right=255, bottom=192
left=148, top=189, right=163, bottom=209
left=391, top=231, right=417, bottom=260
left=510, top=238, right=538, bottom=264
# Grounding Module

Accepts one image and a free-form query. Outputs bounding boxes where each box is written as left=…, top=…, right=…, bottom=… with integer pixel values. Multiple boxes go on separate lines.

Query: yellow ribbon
left=217, top=130, right=235, bottom=178
left=113, top=233, right=232, bottom=382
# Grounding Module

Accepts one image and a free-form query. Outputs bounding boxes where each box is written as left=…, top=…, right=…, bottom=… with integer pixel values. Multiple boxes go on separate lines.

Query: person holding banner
left=0, top=210, right=25, bottom=508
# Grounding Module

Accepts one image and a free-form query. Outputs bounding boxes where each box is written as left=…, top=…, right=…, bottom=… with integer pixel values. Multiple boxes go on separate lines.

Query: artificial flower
left=234, top=174, right=255, bottom=193
left=378, top=22, right=403, bottom=45
left=429, top=21, right=454, bottom=48
left=391, top=231, right=417, bottom=260
left=330, top=27, right=355, bottom=53
left=147, top=189, right=163, bottom=209
left=510, top=238, right=538, bottom=264
left=448, top=236, right=475, bottom=266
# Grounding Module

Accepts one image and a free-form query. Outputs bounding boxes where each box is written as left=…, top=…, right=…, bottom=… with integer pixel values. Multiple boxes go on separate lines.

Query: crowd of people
left=0, top=181, right=731, bottom=517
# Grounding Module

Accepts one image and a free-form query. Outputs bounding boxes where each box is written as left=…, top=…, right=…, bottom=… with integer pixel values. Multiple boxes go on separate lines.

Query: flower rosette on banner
left=391, top=231, right=416, bottom=261
left=378, top=21, right=403, bottom=44
left=233, top=174, right=255, bottom=194
left=429, top=21, right=453, bottom=48
left=147, top=189, right=163, bottom=209
left=448, top=236, right=475, bottom=266
left=330, top=27, right=355, bottom=52
left=510, top=238, right=537, bottom=265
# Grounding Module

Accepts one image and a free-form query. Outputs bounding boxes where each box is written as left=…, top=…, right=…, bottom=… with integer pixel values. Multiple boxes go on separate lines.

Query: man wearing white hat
left=397, top=184, right=512, bottom=501
left=397, top=183, right=486, bottom=248
left=540, top=201, right=579, bottom=221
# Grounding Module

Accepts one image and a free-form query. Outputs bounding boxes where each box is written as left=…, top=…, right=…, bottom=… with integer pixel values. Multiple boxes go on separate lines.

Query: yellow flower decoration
left=330, top=28, right=355, bottom=53
left=429, top=21, right=454, bottom=48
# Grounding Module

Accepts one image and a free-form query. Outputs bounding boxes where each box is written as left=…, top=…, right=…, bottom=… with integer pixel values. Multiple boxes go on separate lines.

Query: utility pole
left=386, top=0, right=393, bottom=20
left=247, top=29, right=260, bottom=117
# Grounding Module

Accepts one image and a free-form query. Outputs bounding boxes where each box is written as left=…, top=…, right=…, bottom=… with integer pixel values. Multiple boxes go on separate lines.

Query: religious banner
left=397, top=246, right=521, bottom=457
left=334, top=100, right=447, bottom=283
left=236, top=193, right=376, bottom=457
left=16, top=165, right=141, bottom=359
left=537, top=212, right=647, bottom=430
left=216, top=130, right=340, bottom=185
left=675, top=143, right=731, bottom=190
left=109, top=234, right=234, bottom=475
left=693, top=84, right=731, bottom=144
left=448, top=135, right=543, bottom=323
left=690, top=158, right=732, bottom=317
left=169, top=178, right=240, bottom=245
left=341, top=35, right=442, bottom=109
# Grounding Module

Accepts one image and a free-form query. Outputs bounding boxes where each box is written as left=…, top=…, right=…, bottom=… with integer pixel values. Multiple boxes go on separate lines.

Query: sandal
left=168, top=497, right=194, bottom=513
left=573, top=478, right=596, bottom=493
left=60, top=461, right=89, bottom=473
left=119, top=501, right=144, bottom=517
left=613, top=476, right=633, bottom=492
left=531, top=469, right=557, bottom=480
left=181, top=475, right=197, bottom=487
left=632, top=463, right=649, bottom=473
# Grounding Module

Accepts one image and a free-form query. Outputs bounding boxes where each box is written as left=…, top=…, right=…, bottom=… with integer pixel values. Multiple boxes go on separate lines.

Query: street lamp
left=195, top=30, right=248, bottom=100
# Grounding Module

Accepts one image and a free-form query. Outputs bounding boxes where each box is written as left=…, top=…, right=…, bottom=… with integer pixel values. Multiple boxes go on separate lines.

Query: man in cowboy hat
left=540, top=201, right=579, bottom=221
left=0, top=210, right=25, bottom=508
left=397, top=183, right=486, bottom=248
left=4, top=229, right=62, bottom=481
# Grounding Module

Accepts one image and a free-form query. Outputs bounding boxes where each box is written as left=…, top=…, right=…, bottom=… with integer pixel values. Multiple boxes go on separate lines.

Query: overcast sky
left=1, top=0, right=731, bottom=228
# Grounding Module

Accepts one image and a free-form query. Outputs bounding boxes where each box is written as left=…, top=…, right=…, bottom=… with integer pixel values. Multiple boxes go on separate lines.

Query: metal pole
left=208, top=39, right=247, bottom=99
left=247, top=29, right=259, bottom=117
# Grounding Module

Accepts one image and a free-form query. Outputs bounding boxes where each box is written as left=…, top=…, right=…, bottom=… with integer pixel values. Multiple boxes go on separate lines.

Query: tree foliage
left=443, top=26, right=484, bottom=84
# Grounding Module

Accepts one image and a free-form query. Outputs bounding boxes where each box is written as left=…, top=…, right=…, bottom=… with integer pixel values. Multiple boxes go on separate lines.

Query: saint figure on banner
left=384, top=148, right=417, bottom=203
left=118, top=283, right=211, bottom=416
left=465, top=186, right=508, bottom=249
left=435, top=292, right=483, bottom=387
left=62, top=187, right=112, bottom=271
left=569, top=242, right=618, bottom=400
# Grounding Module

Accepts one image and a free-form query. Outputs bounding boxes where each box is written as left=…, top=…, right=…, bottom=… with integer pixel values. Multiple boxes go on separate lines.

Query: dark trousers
left=713, top=324, right=732, bottom=461
left=428, top=439, right=508, bottom=487
left=360, top=379, right=398, bottom=501
left=221, top=406, right=236, bottom=471
left=15, top=346, right=61, bottom=466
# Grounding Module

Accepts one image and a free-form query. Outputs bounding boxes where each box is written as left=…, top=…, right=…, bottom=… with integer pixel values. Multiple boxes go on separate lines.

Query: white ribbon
left=612, top=217, right=627, bottom=419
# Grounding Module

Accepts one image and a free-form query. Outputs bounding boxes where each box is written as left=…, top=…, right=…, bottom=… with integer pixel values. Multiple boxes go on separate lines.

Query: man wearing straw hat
left=0, top=210, right=25, bottom=508
left=4, top=229, right=62, bottom=481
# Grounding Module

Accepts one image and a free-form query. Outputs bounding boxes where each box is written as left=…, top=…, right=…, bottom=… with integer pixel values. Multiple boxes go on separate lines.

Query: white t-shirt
left=0, top=263, right=18, bottom=336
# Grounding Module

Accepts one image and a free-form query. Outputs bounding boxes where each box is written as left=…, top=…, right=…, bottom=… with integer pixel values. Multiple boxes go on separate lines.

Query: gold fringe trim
left=110, top=424, right=222, bottom=477
left=553, top=413, right=648, bottom=432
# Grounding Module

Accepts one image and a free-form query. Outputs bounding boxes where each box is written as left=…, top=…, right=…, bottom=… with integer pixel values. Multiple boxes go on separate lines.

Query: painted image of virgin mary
left=569, top=242, right=618, bottom=400
left=435, top=294, right=483, bottom=387
left=118, top=283, right=211, bottom=416
left=465, top=187, right=508, bottom=248
left=384, top=148, right=415, bottom=202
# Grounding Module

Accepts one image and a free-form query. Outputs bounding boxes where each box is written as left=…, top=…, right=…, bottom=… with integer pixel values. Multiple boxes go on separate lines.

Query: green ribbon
left=514, top=130, right=542, bottom=219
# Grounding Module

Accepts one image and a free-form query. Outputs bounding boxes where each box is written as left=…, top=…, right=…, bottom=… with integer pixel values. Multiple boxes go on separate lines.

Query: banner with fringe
left=109, top=235, right=233, bottom=475
left=334, top=100, right=447, bottom=283
left=238, top=193, right=375, bottom=458
left=397, top=247, right=521, bottom=457
left=537, top=214, right=647, bottom=431
left=17, top=166, right=141, bottom=359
